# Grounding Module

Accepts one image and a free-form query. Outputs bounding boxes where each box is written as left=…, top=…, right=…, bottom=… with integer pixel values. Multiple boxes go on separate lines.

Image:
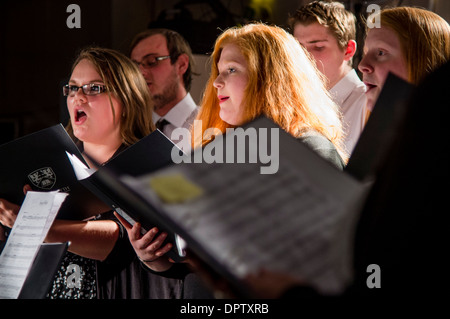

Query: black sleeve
left=281, top=285, right=321, bottom=298
left=297, top=133, right=345, bottom=170
left=140, top=260, right=191, bottom=279
left=94, top=210, right=134, bottom=266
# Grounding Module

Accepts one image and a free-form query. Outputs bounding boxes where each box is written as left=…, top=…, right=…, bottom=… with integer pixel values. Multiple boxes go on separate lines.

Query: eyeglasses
left=63, top=83, right=107, bottom=97
left=133, top=55, right=171, bottom=69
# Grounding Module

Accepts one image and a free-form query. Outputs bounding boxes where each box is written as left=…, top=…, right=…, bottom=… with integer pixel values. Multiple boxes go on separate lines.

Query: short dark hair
left=129, top=28, right=196, bottom=91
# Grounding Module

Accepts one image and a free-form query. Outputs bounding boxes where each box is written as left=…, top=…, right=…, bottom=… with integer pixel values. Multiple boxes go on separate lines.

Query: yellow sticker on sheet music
left=150, top=173, right=204, bottom=204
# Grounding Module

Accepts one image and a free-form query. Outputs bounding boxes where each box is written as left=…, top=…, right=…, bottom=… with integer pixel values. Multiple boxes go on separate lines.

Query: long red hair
left=194, top=23, right=347, bottom=160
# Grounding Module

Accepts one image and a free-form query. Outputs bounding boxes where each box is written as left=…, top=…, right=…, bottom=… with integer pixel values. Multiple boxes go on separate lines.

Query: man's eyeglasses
left=63, top=83, right=107, bottom=97
left=134, top=55, right=171, bottom=69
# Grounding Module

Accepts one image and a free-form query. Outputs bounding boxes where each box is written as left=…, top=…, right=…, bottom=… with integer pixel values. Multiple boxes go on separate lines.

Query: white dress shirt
left=153, top=93, right=199, bottom=152
left=329, top=69, right=367, bottom=155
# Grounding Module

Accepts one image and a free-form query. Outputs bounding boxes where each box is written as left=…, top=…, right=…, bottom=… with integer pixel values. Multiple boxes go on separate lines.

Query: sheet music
left=0, top=191, right=68, bottom=299
left=123, top=159, right=367, bottom=295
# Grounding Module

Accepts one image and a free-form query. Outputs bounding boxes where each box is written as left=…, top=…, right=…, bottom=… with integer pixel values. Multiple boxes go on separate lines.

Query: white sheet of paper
left=65, top=151, right=96, bottom=180
left=0, top=191, right=68, bottom=299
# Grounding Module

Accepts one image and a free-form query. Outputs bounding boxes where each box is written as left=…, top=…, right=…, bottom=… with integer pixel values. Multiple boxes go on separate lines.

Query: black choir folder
left=80, top=116, right=371, bottom=297
left=0, top=124, right=107, bottom=220
left=0, top=124, right=179, bottom=225
left=67, top=129, right=186, bottom=262
left=18, top=242, right=69, bottom=299
left=345, top=73, right=413, bottom=181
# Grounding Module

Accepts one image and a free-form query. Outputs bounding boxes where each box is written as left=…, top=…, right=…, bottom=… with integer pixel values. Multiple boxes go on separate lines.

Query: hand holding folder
left=66, top=129, right=186, bottom=263
left=113, top=212, right=175, bottom=272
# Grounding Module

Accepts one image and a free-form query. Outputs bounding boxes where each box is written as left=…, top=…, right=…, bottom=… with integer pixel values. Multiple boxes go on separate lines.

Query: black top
left=298, top=131, right=345, bottom=170
left=96, top=211, right=213, bottom=299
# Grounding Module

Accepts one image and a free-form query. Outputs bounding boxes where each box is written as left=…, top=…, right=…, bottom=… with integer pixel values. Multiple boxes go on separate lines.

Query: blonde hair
left=369, top=7, right=450, bottom=85
left=195, top=23, right=347, bottom=160
left=66, top=47, right=155, bottom=147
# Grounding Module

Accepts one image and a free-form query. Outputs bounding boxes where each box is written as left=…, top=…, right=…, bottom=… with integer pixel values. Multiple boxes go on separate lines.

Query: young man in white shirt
left=289, top=1, right=367, bottom=154
left=130, top=29, right=199, bottom=153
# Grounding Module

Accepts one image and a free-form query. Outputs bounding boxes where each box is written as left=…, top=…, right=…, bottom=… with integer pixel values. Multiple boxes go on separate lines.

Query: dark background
left=1, top=0, right=448, bottom=144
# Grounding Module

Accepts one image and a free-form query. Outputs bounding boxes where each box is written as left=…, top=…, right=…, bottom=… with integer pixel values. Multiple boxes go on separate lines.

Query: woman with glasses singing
left=47, top=46, right=155, bottom=299
left=0, top=47, right=189, bottom=299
